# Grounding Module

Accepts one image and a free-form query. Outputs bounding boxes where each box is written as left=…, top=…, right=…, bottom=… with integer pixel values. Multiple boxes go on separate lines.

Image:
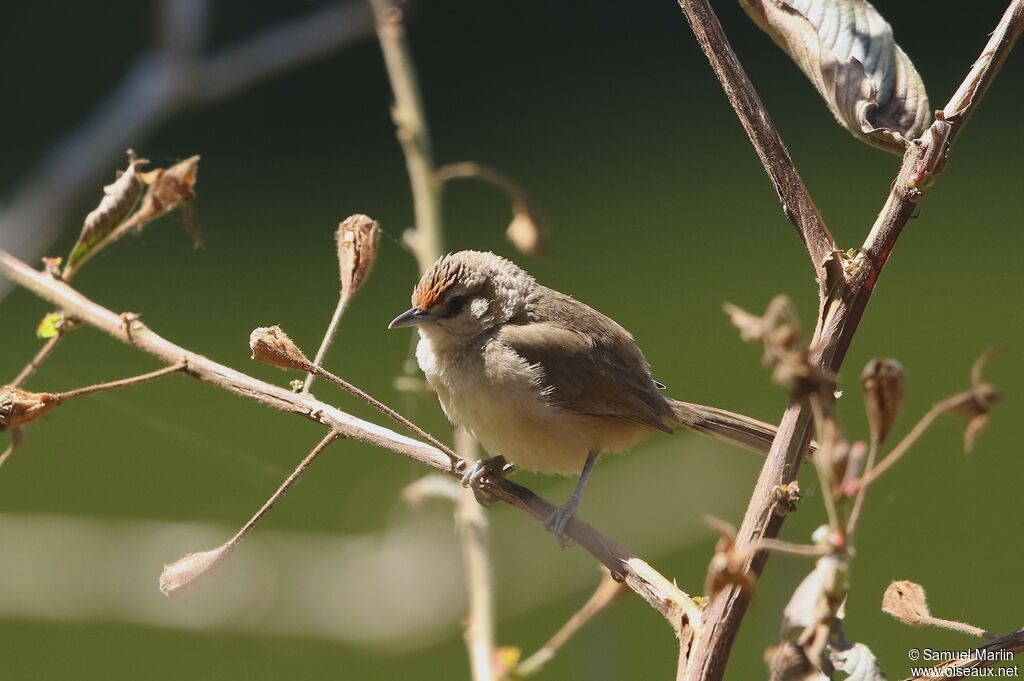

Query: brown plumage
left=389, top=251, right=780, bottom=540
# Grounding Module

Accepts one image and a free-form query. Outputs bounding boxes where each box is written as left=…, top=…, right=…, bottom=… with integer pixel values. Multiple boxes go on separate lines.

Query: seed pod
left=336, top=214, right=380, bottom=302
left=860, top=358, right=905, bottom=446
left=0, top=386, right=58, bottom=431
left=249, top=326, right=311, bottom=372
left=881, top=580, right=930, bottom=626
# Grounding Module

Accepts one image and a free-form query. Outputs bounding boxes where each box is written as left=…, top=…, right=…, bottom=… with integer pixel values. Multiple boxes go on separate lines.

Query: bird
left=389, top=250, right=780, bottom=542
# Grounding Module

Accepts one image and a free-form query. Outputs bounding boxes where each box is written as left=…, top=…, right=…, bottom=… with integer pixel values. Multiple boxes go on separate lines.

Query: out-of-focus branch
left=370, top=0, right=442, bottom=274
left=0, top=1, right=374, bottom=290
left=0, top=249, right=698, bottom=634
left=674, top=0, right=836, bottom=286
left=515, top=571, right=629, bottom=677
left=903, top=628, right=1024, bottom=681
left=676, top=3, right=1024, bottom=680
left=454, top=428, right=496, bottom=681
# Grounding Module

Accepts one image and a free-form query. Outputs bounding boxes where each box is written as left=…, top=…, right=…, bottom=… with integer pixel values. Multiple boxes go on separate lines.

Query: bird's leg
left=544, top=451, right=599, bottom=547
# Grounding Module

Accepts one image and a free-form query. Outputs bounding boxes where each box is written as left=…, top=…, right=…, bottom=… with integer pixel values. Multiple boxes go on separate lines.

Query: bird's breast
left=415, top=333, right=650, bottom=474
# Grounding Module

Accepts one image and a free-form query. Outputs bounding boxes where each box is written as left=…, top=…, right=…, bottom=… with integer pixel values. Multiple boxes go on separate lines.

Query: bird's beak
left=388, top=308, right=439, bottom=329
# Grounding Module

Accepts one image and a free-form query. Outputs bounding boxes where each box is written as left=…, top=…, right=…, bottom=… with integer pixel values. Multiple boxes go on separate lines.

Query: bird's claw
left=544, top=503, right=578, bottom=549
left=460, top=455, right=508, bottom=487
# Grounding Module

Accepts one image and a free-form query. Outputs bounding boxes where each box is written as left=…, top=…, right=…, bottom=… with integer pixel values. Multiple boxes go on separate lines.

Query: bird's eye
left=447, top=294, right=467, bottom=314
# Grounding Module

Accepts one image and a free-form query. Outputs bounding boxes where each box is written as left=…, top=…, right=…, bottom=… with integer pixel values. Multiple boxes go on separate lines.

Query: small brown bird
left=389, top=251, right=778, bottom=540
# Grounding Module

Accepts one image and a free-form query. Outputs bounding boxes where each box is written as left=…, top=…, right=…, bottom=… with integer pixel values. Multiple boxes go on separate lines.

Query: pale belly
left=416, top=334, right=652, bottom=475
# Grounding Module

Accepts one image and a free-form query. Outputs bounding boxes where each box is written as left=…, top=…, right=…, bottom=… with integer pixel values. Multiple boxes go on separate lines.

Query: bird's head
left=389, top=250, right=534, bottom=341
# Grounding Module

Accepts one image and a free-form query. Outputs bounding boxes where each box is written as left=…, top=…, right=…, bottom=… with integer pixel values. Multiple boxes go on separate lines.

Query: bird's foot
left=461, top=456, right=515, bottom=506
left=460, top=455, right=509, bottom=487
left=544, top=500, right=580, bottom=549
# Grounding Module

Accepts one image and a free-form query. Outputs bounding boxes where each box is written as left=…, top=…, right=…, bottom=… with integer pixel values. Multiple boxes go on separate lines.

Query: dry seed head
left=0, top=386, right=59, bottom=431
left=159, top=544, right=231, bottom=599
left=337, top=214, right=380, bottom=301
left=860, top=358, right=905, bottom=446
left=250, top=326, right=311, bottom=372
left=505, top=202, right=545, bottom=256
left=881, top=580, right=930, bottom=625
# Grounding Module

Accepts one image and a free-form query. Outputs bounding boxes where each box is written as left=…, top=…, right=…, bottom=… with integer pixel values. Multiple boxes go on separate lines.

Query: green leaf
left=36, top=312, right=64, bottom=339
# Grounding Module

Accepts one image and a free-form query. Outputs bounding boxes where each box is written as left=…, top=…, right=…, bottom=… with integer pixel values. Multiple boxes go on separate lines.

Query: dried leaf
left=250, top=326, right=311, bottom=372
left=159, top=544, right=230, bottom=599
left=881, top=580, right=930, bottom=626
left=133, top=155, right=202, bottom=243
left=65, top=152, right=148, bottom=276
left=0, top=386, right=58, bottom=431
left=337, top=214, right=380, bottom=301
left=832, top=642, right=887, bottom=681
left=741, top=0, right=930, bottom=152
left=860, top=358, right=905, bottom=446
left=506, top=202, right=545, bottom=257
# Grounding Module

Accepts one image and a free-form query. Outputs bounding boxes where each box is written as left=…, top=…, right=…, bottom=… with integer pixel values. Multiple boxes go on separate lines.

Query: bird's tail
left=667, top=399, right=779, bottom=455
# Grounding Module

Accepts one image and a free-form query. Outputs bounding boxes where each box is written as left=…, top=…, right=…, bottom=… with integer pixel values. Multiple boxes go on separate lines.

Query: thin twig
left=454, top=428, right=496, bottom=681
left=845, top=438, right=877, bottom=538
left=677, top=4, right=1024, bottom=680
left=306, top=362, right=458, bottom=463
left=675, top=0, right=836, bottom=285
left=51, top=361, right=188, bottom=403
left=302, top=293, right=351, bottom=394
left=0, top=249, right=690, bottom=629
left=370, top=5, right=502, bottom=677
left=227, top=432, right=339, bottom=549
left=435, top=161, right=531, bottom=207
left=370, top=0, right=442, bottom=273
left=10, top=334, right=64, bottom=388
left=0, top=428, right=24, bottom=468
left=855, top=395, right=961, bottom=492
left=516, top=571, right=629, bottom=677
left=902, top=628, right=1023, bottom=681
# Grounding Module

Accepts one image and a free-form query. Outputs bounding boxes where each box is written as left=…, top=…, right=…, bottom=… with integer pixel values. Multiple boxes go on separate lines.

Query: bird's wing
left=497, top=295, right=673, bottom=432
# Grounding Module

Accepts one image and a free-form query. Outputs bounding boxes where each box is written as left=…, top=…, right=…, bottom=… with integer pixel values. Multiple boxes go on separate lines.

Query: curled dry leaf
left=704, top=516, right=756, bottom=598
left=506, top=201, right=546, bottom=257
left=159, top=544, right=231, bottom=599
left=725, top=296, right=833, bottom=393
left=133, top=155, right=202, bottom=244
left=951, top=348, right=1001, bottom=454
left=0, top=386, right=59, bottom=431
left=65, top=152, right=148, bottom=277
left=881, top=579, right=930, bottom=626
left=860, top=357, right=905, bottom=446
left=249, top=326, right=311, bottom=372
left=741, top=0, right=930, bottom=152
left=337, top=214, right=380, bottom=301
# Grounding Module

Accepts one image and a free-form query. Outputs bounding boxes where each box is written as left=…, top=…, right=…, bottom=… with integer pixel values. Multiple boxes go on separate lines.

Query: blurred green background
left=1, top=1, right=1021, bottom=679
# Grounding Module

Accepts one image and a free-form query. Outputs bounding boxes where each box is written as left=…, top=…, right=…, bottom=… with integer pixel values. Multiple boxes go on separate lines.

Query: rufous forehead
left=411, top=261, right=463, bottom=309
left=412, top=278, right=452, bottom=310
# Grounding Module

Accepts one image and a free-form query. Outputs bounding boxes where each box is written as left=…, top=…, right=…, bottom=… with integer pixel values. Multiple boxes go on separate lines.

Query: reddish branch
left=673, top=2, right=1024, bottom=680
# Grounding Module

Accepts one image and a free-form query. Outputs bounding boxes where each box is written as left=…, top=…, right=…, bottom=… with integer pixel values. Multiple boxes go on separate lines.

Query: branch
left=0, top=249, right=695, bottom=632
left=370, top=0, right=442, bottom=273
left=454, top=428, right=497, bottom=681
left=903, top=628, right=1024, bottom=681
left=0, top=1, right=374, bottom=289
left=678, top=3, right=1024, bottom=680
left=675, top=0, right=836, bottom=285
